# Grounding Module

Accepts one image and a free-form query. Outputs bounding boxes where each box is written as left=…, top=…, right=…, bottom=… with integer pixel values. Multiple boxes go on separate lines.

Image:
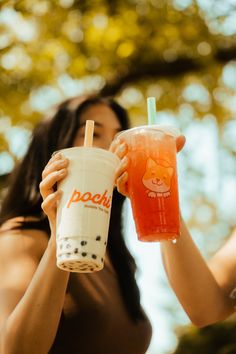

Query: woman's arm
left=0, top=230, right=69, bottom=354
left=0, top=153, right=70, bottom=354
left=160, top=218, right=236, bottom=327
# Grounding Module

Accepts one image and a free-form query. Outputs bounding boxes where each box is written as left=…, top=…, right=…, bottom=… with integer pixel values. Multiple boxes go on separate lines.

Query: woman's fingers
left=176, top=135, right=186, bottom=153
left=109, top=139, right=119, bottom=153
left=40, top=152, right=68, bottom=229
left=40, top=169, right=67, bottom=199
left=115, top=156, right=130, bottom=197
left=115, top=156, right=129, bottom=181
left=116, top=171, right=129, bottom=197
left=42, top=154, right=69, bottom=179
left=110, top=139, right=127, bottom=159
left=111, top=141, right=130, bottom=197
left=41, top=190, right=62, bottom=220
left=40, top=153, right=69, bottom=201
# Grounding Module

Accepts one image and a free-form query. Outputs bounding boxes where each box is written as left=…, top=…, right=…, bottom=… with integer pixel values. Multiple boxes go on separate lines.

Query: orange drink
left=117, top=126, right=180, bottom=242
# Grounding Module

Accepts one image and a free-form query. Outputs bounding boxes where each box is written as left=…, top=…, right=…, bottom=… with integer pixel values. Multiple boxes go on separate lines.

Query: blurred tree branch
left=101, top=46, right=236, bottom=96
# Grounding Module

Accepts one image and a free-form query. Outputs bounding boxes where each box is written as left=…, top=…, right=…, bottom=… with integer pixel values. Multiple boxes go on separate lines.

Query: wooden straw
left=84, top=120, right=94, bottom=147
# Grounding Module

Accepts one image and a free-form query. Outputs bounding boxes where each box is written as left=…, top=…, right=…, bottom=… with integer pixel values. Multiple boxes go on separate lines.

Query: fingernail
left=122, top=156, right=129, bottom=166
left=52, top=153, right=62, bottom=161
left=52, top=151, right=61, bottom=157
left=60, top=158, right=69, bottom=164
left=59, top=168, right=66, bottom=175
left=119, top=143, right=126, bottom=152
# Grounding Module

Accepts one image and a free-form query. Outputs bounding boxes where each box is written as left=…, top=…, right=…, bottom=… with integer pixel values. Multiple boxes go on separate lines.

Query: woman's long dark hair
left=0, top=95, right=145, bottom=322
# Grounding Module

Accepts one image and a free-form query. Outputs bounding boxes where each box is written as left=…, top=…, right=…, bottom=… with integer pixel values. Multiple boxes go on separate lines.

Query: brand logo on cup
left=67, top=189, right=112, bottom=209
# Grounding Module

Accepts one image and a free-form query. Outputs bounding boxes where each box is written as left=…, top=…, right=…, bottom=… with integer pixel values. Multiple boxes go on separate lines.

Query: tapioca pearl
left=79, top=264, right=87, bottom=270
left=92, top=254, right=97, bottom=259
left=81, top=241, right=87, bottom=246
left=80, top=266, right=89, bottom=271
left=104, top=241, right=107, bottom=245
left=81, top=266, right=88, bottom=271
left=101, top=257, right=104, bottom=262
left=74, top=248, right=78, bottom=254
left=66, top=244, right=71, bottom=249
left=82, top=252, right=87, bottom=257
left=96, top=236, right=101, bottom=241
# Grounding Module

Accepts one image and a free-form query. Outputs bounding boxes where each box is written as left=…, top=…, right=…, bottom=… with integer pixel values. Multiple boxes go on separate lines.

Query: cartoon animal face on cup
left=142, top=158, right=174, bottom=198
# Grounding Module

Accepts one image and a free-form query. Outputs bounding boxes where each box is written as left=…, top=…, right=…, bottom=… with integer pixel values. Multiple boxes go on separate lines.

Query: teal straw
left=147, top=97, right=156, bottom=125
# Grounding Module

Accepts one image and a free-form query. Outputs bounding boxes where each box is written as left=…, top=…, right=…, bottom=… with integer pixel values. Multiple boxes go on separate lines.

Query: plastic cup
left=56, top=147, right=120, bottom=272
left=116, top=125, right=180, bottom=242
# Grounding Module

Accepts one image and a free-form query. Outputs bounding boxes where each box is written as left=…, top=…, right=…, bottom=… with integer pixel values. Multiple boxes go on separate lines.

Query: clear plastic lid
left=116, top=124, right=181, bottom=140
left=53, top=146, right=120, bottom=166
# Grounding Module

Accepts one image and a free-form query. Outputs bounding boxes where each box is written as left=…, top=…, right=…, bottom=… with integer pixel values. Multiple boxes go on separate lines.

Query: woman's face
left=73, top=104, right=122, bottom=150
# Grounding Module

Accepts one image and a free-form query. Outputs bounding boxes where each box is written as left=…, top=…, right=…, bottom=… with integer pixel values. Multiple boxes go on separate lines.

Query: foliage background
left=1, top=0, right=236, bottom=353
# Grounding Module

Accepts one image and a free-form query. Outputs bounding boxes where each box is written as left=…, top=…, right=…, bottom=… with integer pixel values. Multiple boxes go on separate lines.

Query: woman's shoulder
left=0, top=217, right=49, bottom=261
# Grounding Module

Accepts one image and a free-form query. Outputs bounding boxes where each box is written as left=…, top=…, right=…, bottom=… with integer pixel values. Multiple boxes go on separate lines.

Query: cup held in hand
left=56, top=147, right=119, bottom=272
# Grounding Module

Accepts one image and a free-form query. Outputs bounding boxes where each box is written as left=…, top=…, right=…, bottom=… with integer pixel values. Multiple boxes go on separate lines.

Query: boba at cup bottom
left=57, top=236, right=106, bottom=258
left=57, top=253, right=104, bottom=273
left=56, top=235, right=106, bottom=272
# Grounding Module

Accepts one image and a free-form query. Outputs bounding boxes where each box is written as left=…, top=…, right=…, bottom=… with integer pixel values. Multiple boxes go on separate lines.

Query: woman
left=0, top=95, right=152, bottom=354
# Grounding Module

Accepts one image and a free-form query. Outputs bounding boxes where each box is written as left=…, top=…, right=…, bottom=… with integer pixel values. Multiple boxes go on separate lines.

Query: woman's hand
left=110, top=139, right=130, bottom=197
left=176, top=135, right=186, bottom=153
left=110, top=134, right=186, bottom=198
left=39, top=153, right=69, bottom=234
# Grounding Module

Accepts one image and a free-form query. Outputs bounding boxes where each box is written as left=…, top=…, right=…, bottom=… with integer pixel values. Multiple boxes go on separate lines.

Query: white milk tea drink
left=56, top=147, right=119, bottom=272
